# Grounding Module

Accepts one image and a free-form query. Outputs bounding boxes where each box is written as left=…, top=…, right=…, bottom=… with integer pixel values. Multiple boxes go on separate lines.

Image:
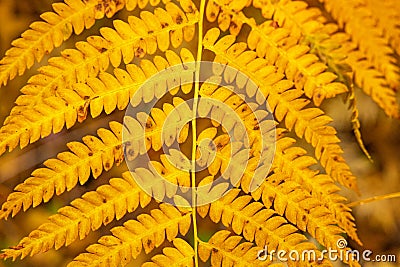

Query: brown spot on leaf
left=145, top=121, right=153, bottom=129
left=135, top=47, right=145, bottom=58
left=176, top=15, right=183, bottom=24
left=95, top=3, right=103, bottom=11
left=271, top=21, right=279, bottom=29
left=9, top=245, right=24, bottom=250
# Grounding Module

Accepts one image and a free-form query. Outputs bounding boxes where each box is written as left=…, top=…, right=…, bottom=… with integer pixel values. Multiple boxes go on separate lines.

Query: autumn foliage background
left=0, top=0, right=399, bottom=266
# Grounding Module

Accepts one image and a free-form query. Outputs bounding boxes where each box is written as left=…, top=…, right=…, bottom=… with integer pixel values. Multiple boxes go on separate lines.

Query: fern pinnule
left=142, top=238, right=195, bottom=267
left=198, top=230, right=271, bottom=266
left=68, top=204, right=191, bottom=267
left=0, top=121, right=124, bottom=220
left=124, top=96, right=191, bottom=155
left=130, top=154, right=191, bottom=200
left=0, top=171, right=151, bottom=260
left=0, top=0, right=125, bottom=86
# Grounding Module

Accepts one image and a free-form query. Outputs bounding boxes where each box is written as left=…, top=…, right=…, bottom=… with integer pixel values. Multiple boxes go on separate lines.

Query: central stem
left=191, top=0, right=206, bottom=266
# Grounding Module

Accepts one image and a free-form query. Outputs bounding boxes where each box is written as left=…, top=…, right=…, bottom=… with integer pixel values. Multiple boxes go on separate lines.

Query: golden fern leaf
left=321, top=0, right=400, bottom=89
left=0, top=171, right=151, bottom=260
left=273, top=136, right=361, bottom=245
left=129, top=153, right=191, bottom=201
left=198, top=230, right=333, bottom=267
left=323, top=27, right=400, bottom=118
left=195, top=80, right=277, bottom=194
left=252, top=177, right=347, bottom=252
left=0, top=48, right=194, bottom=156
left=0, top=101, right=192, bottom=219
left=68, top=204, right=191, bottom=267
left=142, top=238, right=194, bottom=267
left=197, top=124, right=359, bottom=245
left=253, top=0, right=399, bottom=118
left=0, top=121, right=124, bottom=220
left=4, top=1, right=197, bottom=111
left=2, top=0, right=395, bottom=265
left=0, top=0, right=125, bottom=86
left=197, top=141, right=346, bottom=254
left=252, top=0, right=329, bottom=52
left=202, top=29, right=357, bottom=191
left=248, top=0, right=375, bottom=155
left=211, top=0, right=347, bottom=106
left=363, top=0, right=400, bottom=56
left=198, top=230, right=272, bottom=266
left=124, top=96, right=191, bottom=154
left=198, top=190, right=329, bottom=265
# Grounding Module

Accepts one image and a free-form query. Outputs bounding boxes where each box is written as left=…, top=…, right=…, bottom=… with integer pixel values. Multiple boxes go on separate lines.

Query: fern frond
left=324, top=28, right=400, bottom=118
left=252, top=176, right=345, bottom=251
left=253, top=0, right=399, bottom=118
left=68, top=204, right=191, bottom=267
left=198, top=230, right=271, bottom=266
left=0, top=172, right=151, bottom=260
left=203, top=29, right=357, bottom=191
left=6, top=2, right=197, bottom=111
left=142, top=238, right=194, bottom=267
left=212, top=0, right=347, bottom=106
left=363, top=0, right=400, bottom=56
left=0, top=0, right=125, bottom=86
left=0, top=121, right=124, bottom=220
left=198, top=190, right=328, bottom=265
left=321, top=0, right=400, bottom=89
left=198, top=140, right=346, bottom=253
left=0, top=49, right=195, bottom=156
left=273, top=136, right=361, bottom=245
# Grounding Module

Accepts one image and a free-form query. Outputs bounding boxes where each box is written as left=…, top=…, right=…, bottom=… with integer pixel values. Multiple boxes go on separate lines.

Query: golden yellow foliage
left=0, top=0, right=399, bottom=266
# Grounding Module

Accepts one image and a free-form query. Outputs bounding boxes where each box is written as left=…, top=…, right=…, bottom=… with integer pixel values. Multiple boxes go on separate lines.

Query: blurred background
left=0, top=0, right=399, bottom=266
